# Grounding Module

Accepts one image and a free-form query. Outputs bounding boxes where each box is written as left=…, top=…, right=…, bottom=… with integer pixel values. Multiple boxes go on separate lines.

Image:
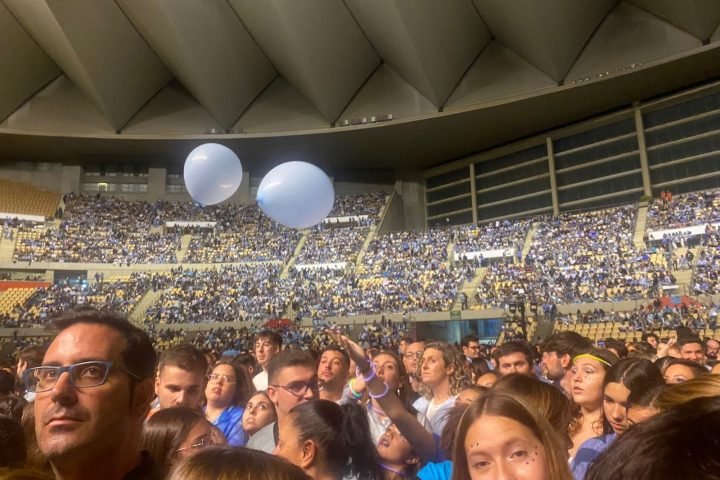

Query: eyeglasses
left=176, top=432, right=216, bottom=452
left=23, top=361, right=139, bottom=393
left=208, top=374, right=236, bottom=383
left=269, top=380, right=318, bottom=397
left=404, top=352, right=422, bottom=359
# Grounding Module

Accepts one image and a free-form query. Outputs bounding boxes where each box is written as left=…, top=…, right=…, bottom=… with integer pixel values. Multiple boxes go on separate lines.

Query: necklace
left=379, top=463, right=407, bottom=477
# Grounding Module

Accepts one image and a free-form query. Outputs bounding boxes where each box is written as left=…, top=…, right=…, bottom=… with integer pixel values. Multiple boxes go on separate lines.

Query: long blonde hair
left=170, top=446, right=310, bottom=480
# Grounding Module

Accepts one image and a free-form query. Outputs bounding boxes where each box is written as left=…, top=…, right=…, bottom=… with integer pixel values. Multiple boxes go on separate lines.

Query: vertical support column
left=469, top=163, right=478, bottom=224
left=546, top=137, right=560, bottom=216
left=147, top=168, right=166, bottom=202
left=61, top=165, right=82, bottom=194
left=394, top=170, right=426, bottom=230
left=635, top=108, right=653, bottom=197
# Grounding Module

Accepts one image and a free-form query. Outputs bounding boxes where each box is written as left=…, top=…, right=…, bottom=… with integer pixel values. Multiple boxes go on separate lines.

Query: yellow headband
left=573, top=353, right=612, bottom=367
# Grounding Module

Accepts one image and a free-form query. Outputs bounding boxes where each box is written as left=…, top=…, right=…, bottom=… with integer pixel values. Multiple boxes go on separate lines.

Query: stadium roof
left=0, top=0, right=720, bottom=172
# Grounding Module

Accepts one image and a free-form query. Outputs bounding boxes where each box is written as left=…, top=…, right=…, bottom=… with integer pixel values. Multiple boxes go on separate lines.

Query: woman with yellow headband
left=568, top=348, right=618, bottom=461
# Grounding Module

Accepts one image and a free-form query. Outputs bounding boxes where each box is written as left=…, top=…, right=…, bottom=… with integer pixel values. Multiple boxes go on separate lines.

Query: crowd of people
left=473, top=206, right=679, bottom=308
left=452, top=219, right=531, bottom=257
left=143, top=265, right=287, bottom=324
left=646, top=188, right=720, bottom=229
left=0, top=272, right=173, bottom=328
left=0, top=307, right=718, bottom=480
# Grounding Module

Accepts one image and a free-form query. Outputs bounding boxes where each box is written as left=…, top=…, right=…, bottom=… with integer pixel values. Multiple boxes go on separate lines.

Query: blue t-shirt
left=207, top=405, right=247, bottom=447
left=571, top=433, right=616, bottom=480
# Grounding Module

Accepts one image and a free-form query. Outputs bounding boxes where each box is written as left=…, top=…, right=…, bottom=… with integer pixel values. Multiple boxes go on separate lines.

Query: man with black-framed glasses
left=246, top=349, right=318, bottom=453
left=28, top=308, right=158, bottom=480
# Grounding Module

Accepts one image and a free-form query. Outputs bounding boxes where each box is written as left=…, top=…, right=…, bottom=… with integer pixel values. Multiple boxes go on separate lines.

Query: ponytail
left=290, top=400, right=382, bottom=480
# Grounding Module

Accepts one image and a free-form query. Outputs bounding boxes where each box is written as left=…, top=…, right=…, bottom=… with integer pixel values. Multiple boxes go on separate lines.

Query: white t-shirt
left=253, top=370, right=268, bottom=391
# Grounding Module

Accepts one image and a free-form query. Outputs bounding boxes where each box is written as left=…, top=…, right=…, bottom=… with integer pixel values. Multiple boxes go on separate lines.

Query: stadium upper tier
left=2, top=188, right=720, bottom=327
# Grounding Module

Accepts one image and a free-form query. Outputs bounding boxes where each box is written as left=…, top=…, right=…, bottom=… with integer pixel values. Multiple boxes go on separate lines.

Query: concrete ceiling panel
left=566, top=2, right=702, bottom=83
left=3, top=0, right=171, bottom=130
left=445, top=41, right=556, bottom=110
left=228, top=0, right=380, bottom=122
left=117, top=0, right=276, bottom=129
left=628, top=0, right=720, bottom=41
left=123, top=81, right=223, bottom=135
left=714, top=22, right=720, bottom=42
left=345, top=0, right=490, bottom=107
left=0, top=75, right=114, bottom=133
left=234, top=77, right=329, bottom=134
left=338, top=64, right=436, bottom=122
left=473, top=0, right=617, bottom=82
left=0, top=2, right=60, bottom=122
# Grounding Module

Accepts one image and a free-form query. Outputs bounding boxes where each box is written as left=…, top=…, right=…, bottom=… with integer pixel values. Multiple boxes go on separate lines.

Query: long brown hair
left=142, top=407, right=209, bottom=477
left=451, top=392, right=572, bottom=480
left=169, top=446, right=310, bottom=480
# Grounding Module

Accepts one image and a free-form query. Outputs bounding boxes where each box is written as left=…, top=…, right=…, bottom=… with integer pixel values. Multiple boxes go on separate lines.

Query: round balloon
left=256, top=161, right=334, bottom=229
left=183, top=143, right=243, bottom=206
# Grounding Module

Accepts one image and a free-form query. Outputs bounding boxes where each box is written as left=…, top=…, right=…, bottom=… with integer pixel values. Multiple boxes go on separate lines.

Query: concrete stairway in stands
left=130, top=287, right=167, bottom=323
left=521, top=222, right=539, bottom=260
left=281, top=231, right=309, bottom=278
left=633, top=205, right=649, bottom=249
left=0, top=229, right=17, bottom=262
left=355, top=226, right=378, bottom=267
left=452, top=267, right=487, bottom=310
left=176, top=234, right=193, bottom=262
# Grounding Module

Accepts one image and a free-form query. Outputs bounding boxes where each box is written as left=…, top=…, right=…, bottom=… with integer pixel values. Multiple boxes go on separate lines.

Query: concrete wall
left=394, top=169, right=426, bottom=230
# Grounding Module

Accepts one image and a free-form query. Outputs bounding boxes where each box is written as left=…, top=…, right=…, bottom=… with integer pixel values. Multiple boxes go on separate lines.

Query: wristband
left=348, top=379, right=363, bottom=399
left=369, top=382, right=390, bottom=400
left=356, top=362, right=376, bottom=383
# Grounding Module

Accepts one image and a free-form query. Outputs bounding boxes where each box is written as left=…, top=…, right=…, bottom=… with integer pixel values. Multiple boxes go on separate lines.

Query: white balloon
left=256, top=161, right=334, bottom=229
left=184, top=143, right=243, bottom=206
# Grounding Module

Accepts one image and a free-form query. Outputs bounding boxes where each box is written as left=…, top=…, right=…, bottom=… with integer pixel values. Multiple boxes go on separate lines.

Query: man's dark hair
left=492, top=341, right=534, bottom=365
left=541, top=331, right=592, bottom=359
left=320, top=346, right=350, bottom=368
left=604, top=339, right=629, bottom=359
left=52, top=308, right=156, bottom=380
left=267, top=349, right=316, bottom=385
left=400, top=336, right=413, bottom=345
left=256, top=330, right=283, bottom=349
left=461, top=334, right=480, bottom=349
left=157, top=344, right=208, bottom=377
left=641, top=332, right=658, bottom=343
left=677, top=336, right=704, bottom=350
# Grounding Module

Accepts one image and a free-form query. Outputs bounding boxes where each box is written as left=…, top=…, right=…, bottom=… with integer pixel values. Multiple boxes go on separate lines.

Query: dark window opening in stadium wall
left=427, top=197, right=472, bottom=218
left=558, top=174, right=644, bottom=207
left=425, top=166, right=470, bottom=190
left=477, top=178, right=550, bottom=205
left=474, top=144, right=547, bottom=175
left=553, top=118, right=636, bottom=153
left=476, top=159, right=548, bottom=185
left=477, top=193, right=552, bottom=222
left=426, top=181, right=471, bottom=203
left=427, top=209, right=473, bottom=227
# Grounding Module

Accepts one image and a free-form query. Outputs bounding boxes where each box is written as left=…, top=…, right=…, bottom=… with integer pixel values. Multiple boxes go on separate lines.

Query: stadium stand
left=0, top=178, right=60, bottom=218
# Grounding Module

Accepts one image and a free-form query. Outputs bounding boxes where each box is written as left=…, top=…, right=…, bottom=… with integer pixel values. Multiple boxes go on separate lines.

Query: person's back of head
left=653, top=375, right=720, bottom=412
left=604, top=340, right=628, bottom=359
left=169, top=446, right=310, bottom=480
left=542, top=332, right=592, bottom=359
left=0, top=415, right=26, bottom=468
left=282, top=400, right=382, bottom=480
left=585, top=396, right=720, bottom=480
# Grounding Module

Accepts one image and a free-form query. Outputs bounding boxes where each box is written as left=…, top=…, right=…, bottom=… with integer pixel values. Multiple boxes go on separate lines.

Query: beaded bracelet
left=368, top=382, right=390, bottom=400
left=356, top=362, right=376, bottom=383
left=347, top=379, right=363, bottom=399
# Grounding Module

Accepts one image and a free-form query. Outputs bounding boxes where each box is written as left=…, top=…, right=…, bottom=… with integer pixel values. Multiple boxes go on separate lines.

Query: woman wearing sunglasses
left=204, top=361, right=256, bottom=447
left=143, top=406, right=226, bottom=478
